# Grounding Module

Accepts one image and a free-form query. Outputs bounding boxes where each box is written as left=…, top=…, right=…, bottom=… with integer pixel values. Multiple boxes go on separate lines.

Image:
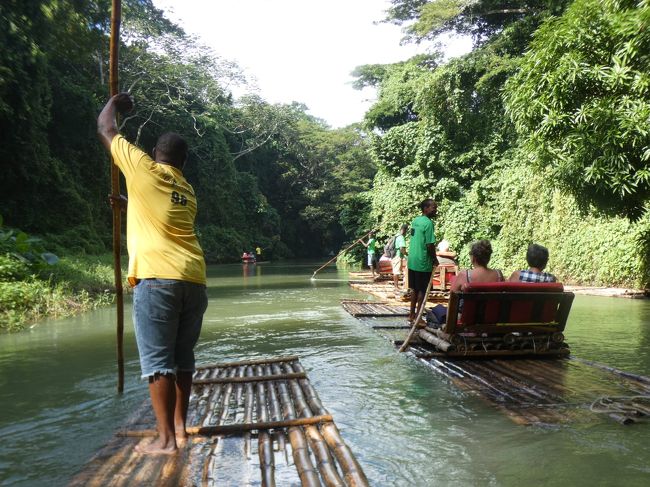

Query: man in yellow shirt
left=98, top=93, right=207, bottom=455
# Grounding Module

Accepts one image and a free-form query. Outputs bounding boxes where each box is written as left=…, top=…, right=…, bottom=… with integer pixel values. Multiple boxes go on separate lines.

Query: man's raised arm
left=97, top=93, right=134, bottom=151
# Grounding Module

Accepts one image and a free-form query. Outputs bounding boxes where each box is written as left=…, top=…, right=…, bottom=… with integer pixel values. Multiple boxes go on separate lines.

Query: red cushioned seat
left=458, top=282, right=564, bottom=327
left=463, top=282, right=564, bottom=293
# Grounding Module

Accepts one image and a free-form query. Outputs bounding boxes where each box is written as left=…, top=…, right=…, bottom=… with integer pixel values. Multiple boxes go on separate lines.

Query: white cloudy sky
left=152, top=0, right=471, bottom=128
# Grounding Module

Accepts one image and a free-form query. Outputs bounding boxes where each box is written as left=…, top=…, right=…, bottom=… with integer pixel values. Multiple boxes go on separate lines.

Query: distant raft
left=70, top=356, right=369, bottom=487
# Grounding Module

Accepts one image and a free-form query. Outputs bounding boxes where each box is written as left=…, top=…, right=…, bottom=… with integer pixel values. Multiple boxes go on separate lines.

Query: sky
left=152, top=0, right=472, bottom=128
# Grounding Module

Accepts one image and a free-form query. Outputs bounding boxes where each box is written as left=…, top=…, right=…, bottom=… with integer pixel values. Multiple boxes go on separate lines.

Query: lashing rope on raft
left=589, top=395, right=650, bottom=423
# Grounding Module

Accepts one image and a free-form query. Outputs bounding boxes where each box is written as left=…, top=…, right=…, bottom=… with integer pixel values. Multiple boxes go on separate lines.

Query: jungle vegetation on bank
left=347, top=0, right=650, bottom=289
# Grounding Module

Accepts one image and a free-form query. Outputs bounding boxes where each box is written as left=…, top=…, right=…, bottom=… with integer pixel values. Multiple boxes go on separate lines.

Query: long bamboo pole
left=281, top=364, right=345, bottom=487
left=311, top=229, right=376, bottom=278
left=196, top=355, right=299, bottom=370
left=244, top=365, right=254, bottom=458
left=109, top=0, right=124, bottom=394
left=255, top=365, right=275, bottom=487
left=192, top=372, right=306, bottom=385
left=272, top=363, right=320, bottom=487
left=398, top=276, right=434, bottom=352
left=264, top=364, right=288, bottom=464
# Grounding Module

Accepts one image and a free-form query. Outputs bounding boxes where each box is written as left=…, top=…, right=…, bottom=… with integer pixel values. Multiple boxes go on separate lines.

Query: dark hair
left=526, top=243, right=549, bottom=270
left=469, top=239, right=493, bottom=267
left=155, top=132, right=188, bottom=167
left=420, top=198, right=435, bottom=211
left=400, top=224, right=409, bottom=233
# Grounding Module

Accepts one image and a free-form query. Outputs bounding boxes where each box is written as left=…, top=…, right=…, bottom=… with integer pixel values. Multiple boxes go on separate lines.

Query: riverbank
left=0, top=253, right=117, bottom=332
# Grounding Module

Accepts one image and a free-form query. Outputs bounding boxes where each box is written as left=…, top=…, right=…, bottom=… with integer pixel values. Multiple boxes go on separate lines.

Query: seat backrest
left=445, top=282, right=572, bottom=334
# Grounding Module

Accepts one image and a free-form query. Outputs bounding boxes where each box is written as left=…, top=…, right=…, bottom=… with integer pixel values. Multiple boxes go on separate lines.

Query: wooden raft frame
left=340, top=299, right=410, bottom=317
left=70, top=356, right=369, bottom=487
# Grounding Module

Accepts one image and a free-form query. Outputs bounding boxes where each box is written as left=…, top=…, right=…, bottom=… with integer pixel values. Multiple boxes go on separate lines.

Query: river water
left=1, top=262, right=649, bottom=486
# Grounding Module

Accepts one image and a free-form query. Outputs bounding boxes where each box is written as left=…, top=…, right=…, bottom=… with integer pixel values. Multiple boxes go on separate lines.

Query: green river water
left=1, top=262, right=649, bottom=486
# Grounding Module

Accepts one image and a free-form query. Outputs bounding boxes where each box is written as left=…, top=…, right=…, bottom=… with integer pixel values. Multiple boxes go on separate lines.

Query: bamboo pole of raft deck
left=206, top=367, right=235, bottom=426
left=264, top=364, right=288, bottom=463
left=571, top=357, right=650, bottom=388
left=311, top=229, right=375, bottom=278
left=186, top=368, right=210, bottom=427
left=196, top=368, right=227, bottom=426
left=215, top=367, right=239, bottom=425
left=291, top=363, right=327, bottom=415
left=196, top=355, right=299, bottom=370
left=244, top=366, right=254, bottom=458
left=255, top=365, right=275, bottom=487
left=280, top=364, right=346, bottom=487
left=109, top=0, right=125, bottom=395
left=284, top=363, right=368, bottom=487
left=234, top=364, right=246, bottom=406
left=193, top=372, right=307, bottom=385
left=399, top=275, right=435, bottom=352
left=436, top=361, right=544, bottom=424
left=271, top=363, right=321, bottom=487
left=419, top=328, right=455, bottom=352
left=118, top=415, right=335, bottom=437
left=320, top=422, right=370, bottom=487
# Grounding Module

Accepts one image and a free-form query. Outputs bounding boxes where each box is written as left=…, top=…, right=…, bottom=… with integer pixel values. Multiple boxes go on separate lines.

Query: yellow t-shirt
left=111, top=135, right=206, bottom=286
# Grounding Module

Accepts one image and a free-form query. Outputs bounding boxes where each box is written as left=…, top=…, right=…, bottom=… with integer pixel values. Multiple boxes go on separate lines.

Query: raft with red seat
left=417, top=281, right=575, bottom=357
left=242, top=252, right=256, bottom=263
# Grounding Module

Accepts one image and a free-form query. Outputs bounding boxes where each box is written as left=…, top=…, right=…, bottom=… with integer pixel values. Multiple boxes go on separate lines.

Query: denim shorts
left=132, top=279, right=208, bottom=378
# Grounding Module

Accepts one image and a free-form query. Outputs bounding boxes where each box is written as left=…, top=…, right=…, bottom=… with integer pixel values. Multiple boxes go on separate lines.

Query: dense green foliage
left=505, top=0, right=650, bottom=218
left=0, top=217, right=114, bottom=331
left=353, top=0, right=650, bottom=287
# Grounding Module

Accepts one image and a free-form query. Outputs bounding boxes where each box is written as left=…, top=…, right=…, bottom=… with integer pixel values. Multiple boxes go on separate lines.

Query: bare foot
left=175, top=426, right=188, bottom=447
left=135, top=437, right=178, bottom=455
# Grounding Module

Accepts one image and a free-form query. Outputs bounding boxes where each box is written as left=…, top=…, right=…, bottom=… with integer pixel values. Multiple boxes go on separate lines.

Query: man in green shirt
left=407, top=199, right=438, bottom=323
left=359, top=231, right=379, bottom=279
left=392, top=224, right=409, bottom=291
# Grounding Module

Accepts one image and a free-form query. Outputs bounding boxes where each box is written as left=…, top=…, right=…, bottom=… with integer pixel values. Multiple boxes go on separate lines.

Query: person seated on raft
left=427, top=240, right=503, bottom=326
left=450, top=239, right=504, bottom=292
left=508, top=243, right=557, bottom=283
left=436, top=239, right=457, bottom=266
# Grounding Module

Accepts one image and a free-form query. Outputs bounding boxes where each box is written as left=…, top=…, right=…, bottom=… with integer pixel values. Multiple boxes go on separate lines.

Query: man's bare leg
left=174, top=371, right=193, bottom=444
left=136, top=373, right=177, bottom=455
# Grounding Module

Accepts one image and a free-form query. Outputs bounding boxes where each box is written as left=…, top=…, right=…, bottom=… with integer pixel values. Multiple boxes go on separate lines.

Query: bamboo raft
left=351, top=317, right=650, bottom=426
left=70, top=356, right=369, bottom=487
left=340, top=299, right=409, bottom=317
left=413, top=352, right=650, bottom=426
